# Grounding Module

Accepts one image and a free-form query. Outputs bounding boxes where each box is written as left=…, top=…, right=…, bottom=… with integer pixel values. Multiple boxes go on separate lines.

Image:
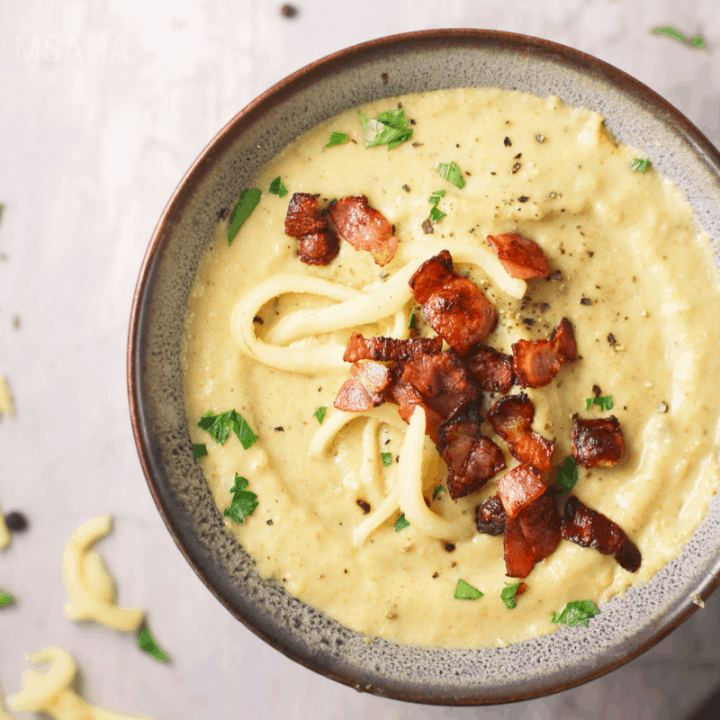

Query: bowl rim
left=128, top=28, right=720, bottom=705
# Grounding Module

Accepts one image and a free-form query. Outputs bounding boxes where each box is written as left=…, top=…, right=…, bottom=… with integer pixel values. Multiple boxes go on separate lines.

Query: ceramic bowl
left=128, top=29, right=720, bottom=705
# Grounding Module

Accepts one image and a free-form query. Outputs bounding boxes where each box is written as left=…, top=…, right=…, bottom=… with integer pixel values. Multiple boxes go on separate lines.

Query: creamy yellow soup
left=182, top=88, right=720, bottom=648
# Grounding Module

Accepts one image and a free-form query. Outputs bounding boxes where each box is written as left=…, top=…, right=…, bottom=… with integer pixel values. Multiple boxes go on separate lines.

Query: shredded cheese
left=0, top=375, right=13, bottom=416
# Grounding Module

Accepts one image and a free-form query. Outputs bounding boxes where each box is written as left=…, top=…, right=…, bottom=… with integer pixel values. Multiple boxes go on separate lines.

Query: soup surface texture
left=183, top=88, right=720, bottom=648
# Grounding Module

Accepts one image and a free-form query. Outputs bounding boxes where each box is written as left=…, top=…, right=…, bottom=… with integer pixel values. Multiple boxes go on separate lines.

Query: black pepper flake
left=422, top=218, right=434, bottom=234
left=536, top=134, right=545, bottom=143
left=547, top=270, right=563, bottom=282
left=253, top=316, right=264, bottom=325
left=588, top=251, right=595, bottom=257
left=217, top=207, right=230, bottom=221
left=381, top=72, right=389, bottom=85
left=504, top=137, right=512, bottom=147
left=395, top=456, right=400, bottom=463
left=391, top=224, right=396, bottom=234
left=402, top=184, right=411, bottom=192
left=512, top=163, right=521, bottom=174
left=540, top=302, right=550, bottom=313
left=469, top=228, right=475, bottom=233
left=432, top=572, right=440, bottom=578
left=520, top=296, right=531, bottom=310
left=518, top=196, right=529, bottom=203
left=514, top=153, right=522, bottom=159
left=607, top=333, right=617, bottom=347
left=522, top=318, right=535, bottom=326
left=274, top=426, right=284, bottom=432
left=5, top=511, right=28, bottom=532
left=412, top=141, right=423, bottom=147
left=580, top=297, right=593, bottom=306
left=490, top=171, right=497, bottom=176
left=410, top=118, right=416, bottom=125
left=356, top=499, right=371, bottom=514
left=443, top=542, right=456, bottom=552
left=280, top=4, right=298, bottom=18
left=592, top=385, right=602, bottom=398
left=266, top=519, right=274, bottom=526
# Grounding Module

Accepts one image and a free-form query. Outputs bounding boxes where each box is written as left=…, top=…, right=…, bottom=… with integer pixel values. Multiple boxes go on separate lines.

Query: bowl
left=127, top=29, right=720, bottom=705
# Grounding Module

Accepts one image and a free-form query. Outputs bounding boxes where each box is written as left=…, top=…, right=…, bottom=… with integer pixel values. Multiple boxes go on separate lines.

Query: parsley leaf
left=224, top=473, right=259, bottom=523
left=314, top=406, right=327, bottom=424
left=193, top=443, right=208, bottom=461
left=454, top=579, right=483, bottom=600
left=501, top=581, right=524, bottom=609
left=325, top=131, right=348, bottom=147
left=428, top=189, right=446, bottom=206
left=408, top=307, right=416, bottom=329
left=631, top=158, right=650, bottom=174
left=228, top=188, right=262, bottom=244
left=429, top=206, right=446, bottom=223
left=585, top=395, right=614, bottom=411
left=138, top=627, right=169, bottom=662
left=381, top=451, right=392, bottom=467
left=394, top=513, right=410, bottom=532
left=198, top=410, right=258, bottom=449
left=432, top=485, right=444, bottom=499
left=436, top=161, right=466, bottom=189
left=359, top=109, right=413, bottom=150
left=551, top=600, right=600, bottom=627
left=0, top=591, right=12, bottom=608
left=269, top=176, right=288, bottom=198
left=556, top=456, right=579, bottom=493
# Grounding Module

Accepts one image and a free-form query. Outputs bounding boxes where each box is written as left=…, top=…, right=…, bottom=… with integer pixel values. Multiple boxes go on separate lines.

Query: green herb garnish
left=224, top=473, right=259, bottom=523
left=138, top=627, right=169, bottom=662
left=585, top=395, right=614, bottom=411
left=454, top=579, right=483, bottom=600
left=432, top=485, right=444, bottom=499
left=436, top=161, right=466, bottom=189
left=325, top=131, right=348, bottom=147
left=381, top=451, right=393, bottom=467
left=359, top=109, right=413, bottom=150
left=556, top=456, right=579, bottom=493
left=430, top=206, right=446, bottom=223
left=193, top=443, right=208, bottom=461
left=501, top=581, right=524, bottom=609
left=198, top=410, right=258, bottom=449
left=551, top=599, right=600, bottom=627
left=653, top=27, right=705, bottom=48
left=0, top=591, right=12, bottom=608
left=228, top=188, right=262, bottom=244
left=394, top=513, right=410, bottom=532
left=428, top=189, right=446, bottom=205
left=631, top=158, right=650, bottom=174
left=408, top=307, right=416, bottom=329
left=269, top=176, right=288, bottom=198
left=313, top=406, right=327, bottom=424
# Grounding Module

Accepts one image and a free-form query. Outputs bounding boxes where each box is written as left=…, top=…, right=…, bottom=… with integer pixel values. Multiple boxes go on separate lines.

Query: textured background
left=1, top=1, right=719, bottom=718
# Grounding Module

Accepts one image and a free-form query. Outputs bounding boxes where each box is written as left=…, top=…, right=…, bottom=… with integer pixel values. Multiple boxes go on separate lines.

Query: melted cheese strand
left=360, top=418, right=379, bottom=488
left=353, top=490, right=399, bottom=547
left=397, top=407, right=467, bottom=540
left=231, top=274, right=359, bottom=373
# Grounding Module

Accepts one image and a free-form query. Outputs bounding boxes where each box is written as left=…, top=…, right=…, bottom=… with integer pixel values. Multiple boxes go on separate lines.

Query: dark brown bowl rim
left=128, top=28, right=720, bottom=705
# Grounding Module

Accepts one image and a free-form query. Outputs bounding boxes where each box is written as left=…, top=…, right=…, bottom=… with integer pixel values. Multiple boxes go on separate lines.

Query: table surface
left=2, top=1, right=720, bottom=718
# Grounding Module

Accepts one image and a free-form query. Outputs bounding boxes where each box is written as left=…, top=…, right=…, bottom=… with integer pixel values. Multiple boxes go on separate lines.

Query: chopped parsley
left=224, top=473, right=259, bottom=523
left=551, top=599, right=600, bottom=627
left=408, top=307, right=416, bottom=329
left=631, top=158, right=650, bottom=174
left=138, top=627, right=169, bottom=662
left=501, top=581, right=524, bottom=609
left=198, top=410, right=258, bottom=449
left=325, top=131, right=348, bottom=147
left=359, top=109, right=414, bottom=150
left=394, top=513, right=410, bottom=532
left=585, top=395, right=614, bottom=411
left=193, top=443, right=208, bottom=461
left=381, top=451, right=393, bottom=467
left=653, top=26, right=705, bottom=48
left=0, top=591, right=12, bottom=608
left=556, top=456, right=579, bottom=493
left=454, top=579, right=483, bottom=600
left=228, top=188, right=262, bottom=244
left=432, top=485, right=444, bottom=499
left=427, top=189, right=447, bottom=223
left=313, top=406, right=327, bottom=424
left=269, top=176, right=288, bottom=198
left=436, top=161, right=466, bottom=189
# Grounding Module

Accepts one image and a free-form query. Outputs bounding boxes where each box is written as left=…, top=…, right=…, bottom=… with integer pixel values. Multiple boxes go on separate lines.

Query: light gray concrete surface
left=1, top=1, right=719, bottom=718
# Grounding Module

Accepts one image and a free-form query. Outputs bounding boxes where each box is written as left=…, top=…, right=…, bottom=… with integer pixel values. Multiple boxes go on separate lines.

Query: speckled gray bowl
left=128, top=29, right=720, bottom=705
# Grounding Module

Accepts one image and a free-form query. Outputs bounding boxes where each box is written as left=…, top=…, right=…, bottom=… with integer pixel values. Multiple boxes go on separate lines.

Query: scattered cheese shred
left=0, top=375, right=13, bottom=416
left=0, top=499, right=10, bottom=550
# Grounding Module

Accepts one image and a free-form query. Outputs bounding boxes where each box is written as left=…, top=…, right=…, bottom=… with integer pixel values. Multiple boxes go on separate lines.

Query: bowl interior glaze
left=128, top=30, right=720, bottom=705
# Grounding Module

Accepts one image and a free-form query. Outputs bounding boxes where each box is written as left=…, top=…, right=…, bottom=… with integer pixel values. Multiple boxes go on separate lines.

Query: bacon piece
left=284, top=193, right=339, bottom=266
left=487, top=393, right=555, bottom=473
left=562, top=496, right=641, bottom=573
left=333, top=361, right=391, bottom=412
left=437, top=405, right=505, bottom=499
left=496, top=464, right=546, bottom=519
left=476, top=495, right=507, bottom=536
left=464, top=344, right=515, bottom=393
left=487, top=233, right=549, bottom=280
left=504, top=516, right=535, bottom=578
left=517, top=493, right=561, bottom=563
left=343, top=332, right=443, bottom=362
left=328, top=196, right=398, bottom=266
left=385, top=375, right=444, bottom=441
left=409, top=250, right=497, bottom=356
left=571, top=415, right=624, bottom=468
left=401, top=350, right=479, bottom=418
left=512, top=317, right=577, bottom=388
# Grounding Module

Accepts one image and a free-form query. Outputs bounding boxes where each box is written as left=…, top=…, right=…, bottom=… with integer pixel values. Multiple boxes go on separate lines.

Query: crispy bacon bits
left=476, top=495, right=507, bottom=536
left=562, top=496, right=641, bottom=573
left=409, top=250, right=497, bottom=356
left=488, top=393, right=555, bottom=473
left=334, top=361, right=392, bottom=412
left=284, top=192, right=339, bottom=265
left=512, top=316, right=577, bottom=388
left=463, top=344, right=515, bottom=393
left=571, top=415, right=624, bottom=468
left=496, top=464, right=547, bottom=519
left=343, top=332, right=442, bottom=363
left=487, top=233, right=549, bottom=280
left=328, top=196, right=398, bottom=266
left=437, top=405, right=505, bottom=499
